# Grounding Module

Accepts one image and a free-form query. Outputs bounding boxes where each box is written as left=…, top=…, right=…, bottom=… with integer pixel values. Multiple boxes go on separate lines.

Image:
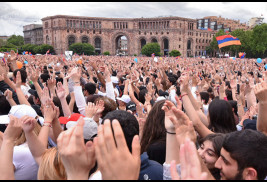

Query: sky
left=0, top=2, right=266, bottom=36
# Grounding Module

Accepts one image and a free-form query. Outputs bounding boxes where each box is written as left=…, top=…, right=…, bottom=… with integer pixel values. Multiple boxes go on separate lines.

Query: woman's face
left=198, top=140, right=218, bottom=169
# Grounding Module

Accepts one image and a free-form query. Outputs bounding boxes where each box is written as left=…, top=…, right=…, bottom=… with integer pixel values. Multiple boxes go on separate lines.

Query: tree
left=20, top=44, right=38, bottom=54
left=250, top=23, right=267, bottom=58
left=69, top=43, right=95, bottom=55
left=7, top=35, right=24, bottom=46
left=141, top=43, right=161, bottom=57
left=38, top=44, right=55, bottom=55
left=169, top=49, right=181, bottom=57
left=103, top=51, right=110, bottom=56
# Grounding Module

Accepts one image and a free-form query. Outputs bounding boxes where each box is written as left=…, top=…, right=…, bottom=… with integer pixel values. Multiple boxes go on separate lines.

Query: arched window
left=141, top=39, right=146, bottom=49
left=151, top=38, right=157, bottom=43
left=68, top=36, right=75, bottom=47
left=82, top=36, right=88, bottom=43
left=95, top=37, right=101, bottom=54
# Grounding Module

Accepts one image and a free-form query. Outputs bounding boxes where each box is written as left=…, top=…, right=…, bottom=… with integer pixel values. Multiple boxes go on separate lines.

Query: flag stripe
left=217, top=37, right=240, bottom=44
left=218, top=40, right=241, bottom=48
left=216, top=35, right=237, bottom=41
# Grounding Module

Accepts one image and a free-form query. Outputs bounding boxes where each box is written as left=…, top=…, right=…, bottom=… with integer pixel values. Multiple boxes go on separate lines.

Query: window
left=45, top=22, right=48, bottom=28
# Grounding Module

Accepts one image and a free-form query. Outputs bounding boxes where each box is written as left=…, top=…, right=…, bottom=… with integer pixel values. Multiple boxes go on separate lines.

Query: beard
left=224, top=169, right=243, bottom=180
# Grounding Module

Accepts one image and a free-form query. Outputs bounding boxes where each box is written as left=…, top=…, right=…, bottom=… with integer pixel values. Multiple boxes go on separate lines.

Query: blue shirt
left=139, top=152, right=163, bottom=180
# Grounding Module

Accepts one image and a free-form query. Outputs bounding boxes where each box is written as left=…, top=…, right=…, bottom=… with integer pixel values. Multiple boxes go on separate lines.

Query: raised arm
left=180, top=75, right=213, bottom=138
left=0, top=115, right=22, bottom=180
left=14, top=71, right=31, bottom=106
left=254, top=81, right=267, bottom=135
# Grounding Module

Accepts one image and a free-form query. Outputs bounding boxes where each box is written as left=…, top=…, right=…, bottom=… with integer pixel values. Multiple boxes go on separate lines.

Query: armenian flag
left=2, top=58, right=6, bottom=63
left=151, top=53, right=155, bottom=57
left=216, top=35, right=241, bottom=49
left=239, top=52, right=246, bottom=59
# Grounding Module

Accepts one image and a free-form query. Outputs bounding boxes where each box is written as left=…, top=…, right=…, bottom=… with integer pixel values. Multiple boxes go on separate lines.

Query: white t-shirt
left=13, top=143, right=39, bottom=180
left=89, top=170, right=102, bottom=180
left=21, top=84, right=31, bottom=97
left=203, top=104, right=209, bottom=116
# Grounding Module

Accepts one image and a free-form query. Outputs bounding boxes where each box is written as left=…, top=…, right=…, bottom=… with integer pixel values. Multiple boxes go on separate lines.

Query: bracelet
left=180, top=93, right=188, bottom=100
left=43, top=122, right=52, bottom=128
left=166, top=130, right=176, bottom=135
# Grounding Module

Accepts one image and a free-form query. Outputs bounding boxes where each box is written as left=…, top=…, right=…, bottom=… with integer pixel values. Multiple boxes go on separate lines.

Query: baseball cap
left=0, top=104, right=39, bottom=124
left=117, top=95, right=131, bottom=104
left=111, top=76, right=119, bottom=84
left=58, top=113, right=85, bottom=125
left=66, top=117, right=98, bottom=140
left=126, top=101, right=136, bottom=112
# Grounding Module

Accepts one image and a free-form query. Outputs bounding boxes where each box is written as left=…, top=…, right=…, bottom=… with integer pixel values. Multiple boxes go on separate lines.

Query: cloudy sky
left=0, top=2, right=266, bottom=36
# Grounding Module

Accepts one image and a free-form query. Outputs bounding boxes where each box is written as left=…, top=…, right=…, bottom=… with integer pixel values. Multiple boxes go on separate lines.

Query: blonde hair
left=37, top=147, right=66, bottom=180
left=15, top=121, right=42, bottom=146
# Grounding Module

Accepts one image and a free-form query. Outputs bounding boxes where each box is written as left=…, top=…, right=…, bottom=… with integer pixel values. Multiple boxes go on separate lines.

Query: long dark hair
left=140, top=100, right=166, bottom=154
left=198, top=133, right=226, bottom=180
left=208, top=99, right=237, bottom=134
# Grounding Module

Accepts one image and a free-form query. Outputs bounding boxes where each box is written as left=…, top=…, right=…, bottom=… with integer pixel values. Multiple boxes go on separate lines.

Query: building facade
left=23, top=24, right=43, bottom=45
left=249, top=16, right=264, bottom=28
left=0, top=36, right=10, bottom=42
left=197, top=16, right=250, bottom=32
left=41, top=15, right=216, bottom=57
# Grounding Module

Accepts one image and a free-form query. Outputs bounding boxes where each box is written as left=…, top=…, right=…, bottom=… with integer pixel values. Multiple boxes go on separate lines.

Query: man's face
left=215, top=148, right=243, bottom=180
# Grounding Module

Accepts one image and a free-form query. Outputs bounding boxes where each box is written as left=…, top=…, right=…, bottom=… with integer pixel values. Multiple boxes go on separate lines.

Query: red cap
left=59, top=113, right=85, bottom=124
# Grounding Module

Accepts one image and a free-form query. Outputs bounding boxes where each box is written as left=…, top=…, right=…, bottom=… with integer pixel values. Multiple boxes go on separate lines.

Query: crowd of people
left=0, top=49, right=267, bottom=180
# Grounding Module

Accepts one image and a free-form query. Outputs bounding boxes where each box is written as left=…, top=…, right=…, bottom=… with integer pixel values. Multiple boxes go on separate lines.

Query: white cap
left=66, top=117, right=98, bottom=140
left=0, top=105, right=38, bottom=124
left=117, top=95, right=131, bottom=104
left=111, top=76, right=119, bottom=84
left=155, top=96, right=166, bottom=103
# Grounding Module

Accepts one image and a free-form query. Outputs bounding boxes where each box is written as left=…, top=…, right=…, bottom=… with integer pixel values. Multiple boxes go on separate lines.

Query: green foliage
left=69, top=43, right=95, bottom=55
left=141, top=43, right=161, bottom=57
left=208, top=24, right=267, bottom=58
left=20, top=44, right=37, bottom=54
left=0, top=47, right=17, bottom=52
left=133, top=54, right=137, bottom=56
left=7, top=35, right=24, bottom=46
left=37, top=44, right=55, bottom=55
left=103, top=51, right=110, bottom=56
left=169, top=49, right=181, bottom=57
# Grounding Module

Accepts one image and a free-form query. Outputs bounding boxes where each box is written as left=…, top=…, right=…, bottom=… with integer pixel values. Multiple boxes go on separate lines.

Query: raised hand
left=95, top=100, right=105, bottom=115
left=57, top=116, right=96, bottom=180
left=94, top=119, right=141, bottom=180
left=43, top=99, right=57, bottom=123
left=15, top=71, right=22, bottom=89
left=21, top=116, right=37, bottom=133
left=3, top=115, right=22, bottom=142
left=171, top=139, right=207, bottom=180
left=56, top=82, right=67, bottom=100
left=47, top=78, right=56, bottom=91
left=4, top=89, right=13, bottom=101
left=85, top=102, right=98, bottom=118
left=254, top=81, right=267, bottom=103
left=40, top=86, right=51, bottom=105
left=69, top=67, right=81, bottom=83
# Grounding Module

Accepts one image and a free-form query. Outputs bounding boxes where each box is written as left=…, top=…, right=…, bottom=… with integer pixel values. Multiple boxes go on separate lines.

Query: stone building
left=249, top=16, right=264, bottom=28
left=198, top=16, right=250, bottom=32
left=0, top=36, right=10, bottom=42
left=41, top=15, right=216, bottom=57
left=23, top=24, right=43, bottom=45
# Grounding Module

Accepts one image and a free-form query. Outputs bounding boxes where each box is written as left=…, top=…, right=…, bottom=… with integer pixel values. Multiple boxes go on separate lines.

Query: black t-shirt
left=146, top=141, right=166, bottom=165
